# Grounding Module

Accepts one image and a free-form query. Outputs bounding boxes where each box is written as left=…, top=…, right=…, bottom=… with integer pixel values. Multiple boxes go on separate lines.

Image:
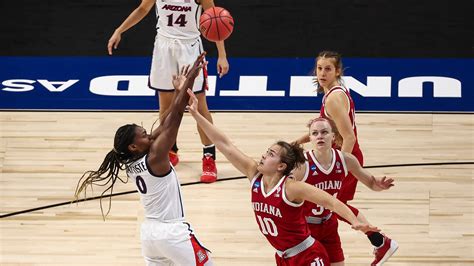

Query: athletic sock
left=203, top=144, right=216, bottom=160
left=366, top=231, right=384, bottom=247
left=171, top=142, right=178, bottom=153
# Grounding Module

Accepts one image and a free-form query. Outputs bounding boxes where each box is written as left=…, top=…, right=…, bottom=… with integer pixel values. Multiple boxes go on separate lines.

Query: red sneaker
left=371, top=235, right=398, bottom=266
left=201, top=154, right=217, bottom=183
left=169, top=151, right=179, bottom=167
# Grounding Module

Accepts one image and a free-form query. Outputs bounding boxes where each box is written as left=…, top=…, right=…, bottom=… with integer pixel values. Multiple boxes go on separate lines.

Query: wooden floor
left=1, top=111, right=473, bottom=265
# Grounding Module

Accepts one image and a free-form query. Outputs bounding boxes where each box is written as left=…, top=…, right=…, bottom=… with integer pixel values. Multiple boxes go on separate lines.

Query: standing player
left=187, top=89, right=380, bottom=265
left=292, top=117, right=396, bottom=266
left=107, top=0, right=230, bottom=183
left=75, top=54, right=213, bottom=265
left=294, top=51, right=398, bottom=265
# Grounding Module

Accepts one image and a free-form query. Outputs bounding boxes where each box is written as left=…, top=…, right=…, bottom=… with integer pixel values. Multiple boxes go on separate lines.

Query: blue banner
left=1, top=57, right=472, bottom=112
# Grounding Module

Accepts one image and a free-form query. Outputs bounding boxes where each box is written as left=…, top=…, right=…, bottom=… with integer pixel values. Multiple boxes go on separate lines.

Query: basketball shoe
left=201, top=153, right=217, bottom=183
left=371, top=235, right=398, bottom=266
left=169, top=151, right=179, bottom=167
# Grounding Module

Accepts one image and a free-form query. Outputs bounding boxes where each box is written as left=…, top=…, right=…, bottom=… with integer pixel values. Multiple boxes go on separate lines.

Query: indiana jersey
left=320, top=85, right=361, bottom=155
left=251, top=174, right=311, bottom=251
left=302, top=149, right=348, bottom=218
left=156, top=0, right=202, bottom=39
left=127, top=155, right=185, bottom=222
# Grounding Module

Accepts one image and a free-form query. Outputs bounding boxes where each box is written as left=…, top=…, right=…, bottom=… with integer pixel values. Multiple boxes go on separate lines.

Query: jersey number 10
left=256, top=215, right=278, bottom=237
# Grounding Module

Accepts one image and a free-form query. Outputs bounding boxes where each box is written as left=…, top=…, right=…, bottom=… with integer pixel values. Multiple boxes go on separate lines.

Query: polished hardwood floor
left=1, top=112, right=473, bottom=265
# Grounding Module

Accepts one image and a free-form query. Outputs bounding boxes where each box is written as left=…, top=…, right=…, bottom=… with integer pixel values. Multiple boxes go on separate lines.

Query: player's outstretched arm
left=147, top=53, right=206, bottom=175
left=187, top=89, right=258, bottom=179
left=107, top=0, right=155, bottom=55
left=285, top=179, right=380, bottom=233
left=344, top=153, right=395, bottom=191
left=151, top=65, right=193, bottom=132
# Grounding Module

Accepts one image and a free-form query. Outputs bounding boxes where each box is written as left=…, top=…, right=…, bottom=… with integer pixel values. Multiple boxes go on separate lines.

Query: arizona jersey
left=156, top=0, right=202, bottom=39
left=302, top=149, right=348, bottom=219
left=320, top=85, right=361, bottom=155
left=251, top=174, right=311, bottom=251
left=127, top=155, right=185, bottom=222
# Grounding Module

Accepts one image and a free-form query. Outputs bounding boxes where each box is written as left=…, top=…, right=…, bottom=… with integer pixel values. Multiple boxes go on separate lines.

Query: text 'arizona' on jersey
left=156, top=0, right=202, bottom=39
left=126, top=154, right=185, bottom=222
left=251, top=174, right=311, bottom=252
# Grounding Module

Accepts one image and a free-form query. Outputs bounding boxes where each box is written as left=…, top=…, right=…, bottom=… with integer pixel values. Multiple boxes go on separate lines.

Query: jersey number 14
left=166, top=14, right=187, bottom=27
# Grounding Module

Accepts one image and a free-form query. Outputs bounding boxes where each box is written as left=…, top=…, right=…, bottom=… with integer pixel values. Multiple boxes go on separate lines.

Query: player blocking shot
left=186, top=89, right=380, bottom=265
left=75, top=54, right=213, bottom=266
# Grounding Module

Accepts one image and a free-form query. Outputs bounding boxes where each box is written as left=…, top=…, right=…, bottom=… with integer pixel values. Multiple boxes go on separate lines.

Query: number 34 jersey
left=156, top=0, right=203, bottom=39
left=126, top=154, right=185, bottom=222
left=250, top=173, right=311, bottom=251
left=302, top=149, right=348, bottom=219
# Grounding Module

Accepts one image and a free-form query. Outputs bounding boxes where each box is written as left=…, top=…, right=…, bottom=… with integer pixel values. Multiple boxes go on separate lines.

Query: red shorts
left=337, top=147, right=364, bottom=203
left=308, top=215, right=344, bottom=263
left=275, top=240, right=329, bottom=266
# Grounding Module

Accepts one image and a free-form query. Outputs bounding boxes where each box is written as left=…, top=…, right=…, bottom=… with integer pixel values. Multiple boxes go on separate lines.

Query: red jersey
left=251, top=174, right=311, bottom=252
left=302, top=149, right=348, bottom=219
left=320, top=85, right=361, bottom=156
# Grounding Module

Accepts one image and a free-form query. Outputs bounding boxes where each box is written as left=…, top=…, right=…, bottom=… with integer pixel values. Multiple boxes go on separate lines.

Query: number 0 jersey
left=250, top=174, right=311, bottom=252
left=156, top=0, right=202, bottom=39
left=126, top=154, right=185, bottom=222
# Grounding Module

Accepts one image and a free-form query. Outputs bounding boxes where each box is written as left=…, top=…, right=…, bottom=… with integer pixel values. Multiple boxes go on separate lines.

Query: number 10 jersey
left=250, top=174, right=311, bottom=252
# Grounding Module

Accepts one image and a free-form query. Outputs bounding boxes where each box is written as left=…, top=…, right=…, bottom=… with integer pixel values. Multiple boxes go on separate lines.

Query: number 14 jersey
left=156, top=0, right=202, bottom=39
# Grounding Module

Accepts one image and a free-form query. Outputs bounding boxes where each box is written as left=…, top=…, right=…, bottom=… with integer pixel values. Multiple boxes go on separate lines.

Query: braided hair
left=74, top=124, right=139, bottom=219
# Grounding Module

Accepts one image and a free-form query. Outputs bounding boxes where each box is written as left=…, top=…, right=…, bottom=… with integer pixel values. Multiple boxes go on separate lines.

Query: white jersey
left=156, top=0, right=202, bottom=39
left=127, top=155, right=185, bottom=222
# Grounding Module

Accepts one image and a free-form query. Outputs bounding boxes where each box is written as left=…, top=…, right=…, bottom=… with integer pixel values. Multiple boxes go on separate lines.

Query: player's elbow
left=343, top=134, right=356, bottom=145
left=134, top=7, right=150, bottom=18
left=137, top=1, right=154, bottom=13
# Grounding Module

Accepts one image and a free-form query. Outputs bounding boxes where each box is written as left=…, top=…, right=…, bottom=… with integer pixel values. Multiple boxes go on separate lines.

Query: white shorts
left=140, top=219, right=213, bottom=266
left=149, top=34, right=208, bottom=93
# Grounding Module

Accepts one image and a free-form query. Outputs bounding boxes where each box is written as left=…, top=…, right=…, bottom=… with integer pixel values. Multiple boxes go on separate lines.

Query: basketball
left=199, top=7, right=234, bottom=42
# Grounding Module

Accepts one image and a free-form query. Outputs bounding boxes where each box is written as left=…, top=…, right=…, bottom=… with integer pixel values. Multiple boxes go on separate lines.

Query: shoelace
left=203, top=157, right=215, bottom=172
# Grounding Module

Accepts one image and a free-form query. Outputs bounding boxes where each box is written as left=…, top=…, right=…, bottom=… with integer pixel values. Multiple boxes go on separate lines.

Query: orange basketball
left=199, top=7, right=234, bottom=42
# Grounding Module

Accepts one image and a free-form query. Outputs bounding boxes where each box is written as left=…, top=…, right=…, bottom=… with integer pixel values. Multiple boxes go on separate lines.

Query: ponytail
left=276, top=141, right=306, bottom=176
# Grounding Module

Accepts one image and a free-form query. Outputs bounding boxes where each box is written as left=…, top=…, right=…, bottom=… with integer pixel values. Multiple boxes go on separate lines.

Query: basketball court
left=1, top=111, right=472, bottom=265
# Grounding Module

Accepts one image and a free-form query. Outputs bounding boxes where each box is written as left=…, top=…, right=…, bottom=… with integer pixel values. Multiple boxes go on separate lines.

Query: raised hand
left=172, top=65, right=191, bottom=91
left=186, top=89, right=199, bottom=114
left=186, top=52, right=207, bottom=80
left=374, top=176, right=395, bottom=190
